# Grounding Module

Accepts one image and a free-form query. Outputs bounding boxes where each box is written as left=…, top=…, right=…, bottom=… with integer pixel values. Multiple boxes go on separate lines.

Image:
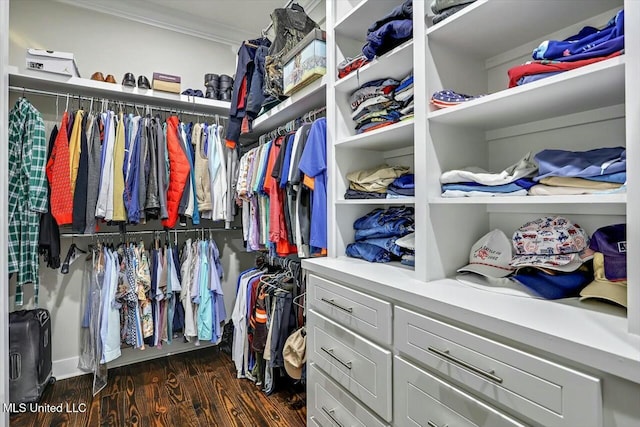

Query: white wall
left=9, top=0, right=238, bottom=92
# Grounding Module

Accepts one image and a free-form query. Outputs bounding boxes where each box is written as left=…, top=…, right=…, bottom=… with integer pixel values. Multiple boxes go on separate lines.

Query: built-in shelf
left=427, top=0, right=622, bottom=59
left=335, top=0, right=385, bottom=41
left=427, top=56, right=625, bottom=129
left=430, top=193, right=627, bottom=205
left=335, top=39, right=413, bottom=94
left=8, top=67, right=231, bottom=115
left=108, top=339, right=217, bottom=370
left=336, top=119, right=414, bottom=150
left=247, top=75, right=327, bottom=137
left=337, top=197, right=415, bottom=205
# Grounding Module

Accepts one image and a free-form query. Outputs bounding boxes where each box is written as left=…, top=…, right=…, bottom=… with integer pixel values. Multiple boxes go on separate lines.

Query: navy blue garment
left=353, top=206, right=414, bottom=230
left=72, top=113, right=89, bottom=232
left=354, top=223, right=413, bottom=241
left=346, top=242, right=392, bottom=263
left=363, top=19, right=413, bottom=60
left=125, top=121, right=142, bottom=224
left=367, top=0, right=412, bottom=34
left=246, top=45, right=270, bottom=119
left=533, top=10, right=624, bottom=62
left=534, top=147, right=626, bottom=182
left=172, top=246, right=185, bottom=333
left=344, top=188, right=388, bottom=199
left=390, top=173, right=414, bottom=189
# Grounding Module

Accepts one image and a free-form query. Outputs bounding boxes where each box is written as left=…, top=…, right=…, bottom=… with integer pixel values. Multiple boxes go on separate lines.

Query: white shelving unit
left=8, top=67, right=231, bottom=115
left=304, top=1, right=640, bottom=426
left=248, top=75, right=327, bottom=136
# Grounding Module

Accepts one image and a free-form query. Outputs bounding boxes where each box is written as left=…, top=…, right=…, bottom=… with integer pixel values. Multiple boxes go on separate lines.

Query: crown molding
left=51, top=0, right=256, bottom=47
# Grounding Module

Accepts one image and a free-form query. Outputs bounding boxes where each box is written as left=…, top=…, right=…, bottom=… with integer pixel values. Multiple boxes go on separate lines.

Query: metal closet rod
left=8, top=85, right=226, bottom=120
left=60, top=226, right=240, bottom=238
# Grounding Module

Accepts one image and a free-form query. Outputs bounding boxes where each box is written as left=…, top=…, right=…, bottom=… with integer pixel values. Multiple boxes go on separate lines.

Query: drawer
left=395, top=307, right=602, bottom=427
left=309, top=274, right=392, bottom=345
left=309, top=309, right=392, bottom=422
left=308, top=362, right=389, bottom=427
left=394, top=356, right=527, bottom=427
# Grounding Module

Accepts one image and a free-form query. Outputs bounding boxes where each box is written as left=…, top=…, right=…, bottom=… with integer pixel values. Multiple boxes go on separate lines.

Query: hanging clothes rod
left=8, top=85, right=227, bottom=120
left=59, top=226, right=240, bottom=238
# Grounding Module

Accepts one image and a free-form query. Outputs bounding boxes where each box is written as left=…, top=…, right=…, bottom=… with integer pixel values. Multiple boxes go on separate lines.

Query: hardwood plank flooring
left=10, top=348, right=306, bottom=427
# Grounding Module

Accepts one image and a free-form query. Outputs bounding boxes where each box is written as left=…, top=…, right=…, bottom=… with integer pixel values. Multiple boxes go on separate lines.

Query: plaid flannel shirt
left=8, top=98, right=48, bottom=306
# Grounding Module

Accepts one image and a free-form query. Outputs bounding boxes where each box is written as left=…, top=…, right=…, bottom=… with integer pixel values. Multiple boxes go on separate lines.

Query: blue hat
left=589, top=224, right=626, bottom=280
left=512, top=267, right=593, bottom=299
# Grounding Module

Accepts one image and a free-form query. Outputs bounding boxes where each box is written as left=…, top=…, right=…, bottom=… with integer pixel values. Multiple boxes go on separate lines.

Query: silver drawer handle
left=320, top=297, right=353, bottom=313
left=321, top=406, right=344, bottom=427
left=428, top=346, right=503, bottom=384
left=321, top=346, right=353, bottom=369
left=427, top=420, right=448, bottom=427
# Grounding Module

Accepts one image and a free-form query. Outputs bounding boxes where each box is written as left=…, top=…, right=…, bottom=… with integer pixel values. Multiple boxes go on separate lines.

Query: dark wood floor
left=10, top=348, right=306, bottom=427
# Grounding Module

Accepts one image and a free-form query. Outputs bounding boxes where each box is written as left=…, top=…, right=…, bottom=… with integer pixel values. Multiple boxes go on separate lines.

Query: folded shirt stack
left=387, top=173, right=414, bottom=198
left=439, top=152, right=538, bottom=197
left=345, top=164, right=411, bottom=199
left=346, top=207, right=415, bottom=263
left=529, top=147, right=627, bottom=195
left=363, top=0, right=413, bottom=61
left=430, top=89, right=485, bottom=109
left=350, top=73, right=414, bottom=134
left=508, top=9, right=624, bottom=88
left=430, top=0, right=477, bottom=25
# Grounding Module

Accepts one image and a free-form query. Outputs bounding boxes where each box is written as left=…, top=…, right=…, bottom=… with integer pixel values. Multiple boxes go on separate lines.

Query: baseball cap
left=510, top=216, right=590, bottom=272
left=457, top=229, right=514, bottom=278
left=580, top=252, right=627, bottom=307
left=283, top=328, right=306, bottom=380
left=512, top=265, right=593, bottom=299
left=589, top=224, right=626, bottom=280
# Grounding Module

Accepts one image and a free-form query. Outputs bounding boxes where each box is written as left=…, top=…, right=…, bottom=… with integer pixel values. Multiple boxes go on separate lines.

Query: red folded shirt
left=507, top=51, right=622, bottom=88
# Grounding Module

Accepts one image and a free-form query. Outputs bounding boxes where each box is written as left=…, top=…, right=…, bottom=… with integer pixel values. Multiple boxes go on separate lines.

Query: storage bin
left=282, top=29, right=326, bottom=96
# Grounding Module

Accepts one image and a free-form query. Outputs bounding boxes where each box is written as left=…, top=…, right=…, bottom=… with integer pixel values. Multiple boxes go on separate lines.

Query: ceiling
left=52, top=0, right=322, bottom=47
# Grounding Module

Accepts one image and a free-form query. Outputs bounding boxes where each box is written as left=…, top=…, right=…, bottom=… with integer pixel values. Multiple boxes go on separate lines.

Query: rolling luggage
left=9, top=309, right=56, bottom=404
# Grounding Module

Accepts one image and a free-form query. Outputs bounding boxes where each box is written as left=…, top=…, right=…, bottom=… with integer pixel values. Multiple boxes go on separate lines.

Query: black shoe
left=205, top=86, right=217, bottom=99
left=138, top=75, right=151, bottom=89
left=122, top=72, right=136, bottom=87
left=204, top=73, right=219, bottom=88
left=218, top=75, right=234, bottom=101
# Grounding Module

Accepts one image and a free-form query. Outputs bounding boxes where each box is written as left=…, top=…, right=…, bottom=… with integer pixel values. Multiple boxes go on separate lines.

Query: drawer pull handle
left=427, top=420, right=448, bottom=427
left=321, top=406, right=344, bottom=427
left=428, top=346, right=503, bottom=384
left=321, top=347, right=353, bottom=369
left=321, top=297, right=353, bottom=313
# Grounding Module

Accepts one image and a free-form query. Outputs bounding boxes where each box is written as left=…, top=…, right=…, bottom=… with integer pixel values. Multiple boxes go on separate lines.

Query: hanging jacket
left=72, top=113, right=89, bottom=232
left=137, top=117, right=150, bottom=223
left=156, top=117, right=169, bottom=220
left=162, top=116, right=191, bottom=228
left=39, top=126, right=61, bottom=269
left=177, top=122, right=192, bottom=219
left=84, top=115, right=102, bottom=233
left=193, top=123, right=212, bottom=213
left=209, top=124, right=228, bottom=221
left=124, top=117, right=142, bottom=224
left=182, top=122, right=200, bottom=225
left=68, top=109, right=85, bottom=196
left=145, top=117, right=160, bottom=218
left=47, top=111, right=74, bottom=225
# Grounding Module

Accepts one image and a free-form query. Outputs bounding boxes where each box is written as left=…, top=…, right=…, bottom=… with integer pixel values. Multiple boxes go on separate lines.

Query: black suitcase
left=9, top=309, right=56, bottom=404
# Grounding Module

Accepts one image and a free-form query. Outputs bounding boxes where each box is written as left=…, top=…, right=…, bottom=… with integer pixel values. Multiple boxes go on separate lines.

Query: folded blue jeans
left=354, top=223, right=414, bottom=241
left=354, top=207, right=414, bottom=230
left=346, top=243, right=391, bottom=263
left=359, top=237, right=404, bottom=256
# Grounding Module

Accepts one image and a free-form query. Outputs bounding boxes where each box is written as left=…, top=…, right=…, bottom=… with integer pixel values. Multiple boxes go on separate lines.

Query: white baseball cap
left=458, top=229, right=515, bottom=278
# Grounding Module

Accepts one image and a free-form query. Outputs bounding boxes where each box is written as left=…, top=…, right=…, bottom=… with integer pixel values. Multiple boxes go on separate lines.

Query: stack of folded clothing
left=529, top=147, right=626, bottom=195
left=395, top=232, right=415, bottom=266
left=431, top=0, right=477, bottom=25
left=363, top=0, right=413, bottom=61
left=345, top=164, right=411, bottom=199
left=338, top=54, right=369, bottom=79
left=394, top=72, right=414, bottom=120
left=509, top=216, right=594, bottom=299
left=430, top=89, right=485, bottom=109
left=350, top=77, right=405, bottom=134
left=439, top=152, right=538, bottom=197
left=346, top=207, right=415, bottom=263
left=507, top=9, right=624, bottom=87
left=580, top=224, right=627, bottom=308
left=387, top=174, right=414, bottom=198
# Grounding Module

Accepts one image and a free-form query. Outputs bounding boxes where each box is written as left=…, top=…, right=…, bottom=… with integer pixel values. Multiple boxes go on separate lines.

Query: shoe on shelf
left=90, top=72, right=105, bottom=82
left=137, top=75, right=151, bottom=89
left=105, top=74, right=117, bottom=84
left=122, top=72, right=136, bottom=87
left=204, top=73, right=219, bottom=88
left=205, top=86, right=217, bottom=99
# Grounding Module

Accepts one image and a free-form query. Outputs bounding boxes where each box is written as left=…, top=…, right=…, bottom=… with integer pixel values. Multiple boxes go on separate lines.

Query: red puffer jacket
left=161, top=116, right=190, bottom=228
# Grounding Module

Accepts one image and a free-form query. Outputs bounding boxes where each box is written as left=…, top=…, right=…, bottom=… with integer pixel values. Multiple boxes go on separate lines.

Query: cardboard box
left=25, top=49, right=80, bottom=78
left=152, top=72, right=181, bottom=94
left=282, top=29, right=326, bottom=96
